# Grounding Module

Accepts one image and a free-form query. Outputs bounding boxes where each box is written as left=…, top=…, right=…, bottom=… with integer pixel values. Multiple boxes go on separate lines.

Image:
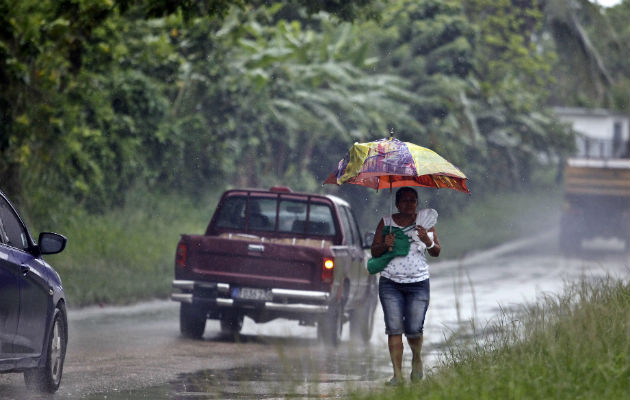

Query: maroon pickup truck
left=171, top=187, right=377, bottom=345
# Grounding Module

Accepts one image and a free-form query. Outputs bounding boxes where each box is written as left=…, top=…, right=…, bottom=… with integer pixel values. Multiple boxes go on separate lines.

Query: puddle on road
left=81, top=345, right=391, bottom=399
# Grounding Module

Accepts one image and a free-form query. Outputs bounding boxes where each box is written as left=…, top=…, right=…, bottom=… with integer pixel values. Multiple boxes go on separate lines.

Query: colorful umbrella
left=323, top=137, right=469, bottom=194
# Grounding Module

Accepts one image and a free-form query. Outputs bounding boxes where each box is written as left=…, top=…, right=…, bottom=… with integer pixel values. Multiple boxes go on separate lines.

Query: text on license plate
left=232, top=287, right=273, bottom=301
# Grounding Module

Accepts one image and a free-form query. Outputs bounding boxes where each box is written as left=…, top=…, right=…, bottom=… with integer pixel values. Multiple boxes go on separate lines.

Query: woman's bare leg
left=388, top=334, right=404, bottom=380
left=408, top=335, right=423, bottom=380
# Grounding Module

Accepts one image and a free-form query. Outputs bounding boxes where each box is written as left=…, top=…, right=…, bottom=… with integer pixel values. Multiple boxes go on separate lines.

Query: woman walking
left=370, top=187, right=440, bottom=385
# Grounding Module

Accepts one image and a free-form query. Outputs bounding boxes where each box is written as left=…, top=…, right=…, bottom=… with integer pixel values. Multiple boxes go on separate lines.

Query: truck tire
left=24, top=305, right=67, bottom=393
left=180, top=303, right=206, bottom=339
left=317, top=303, right=343, bottom=346
left=220, top=313, right=244, bottom=335
left=350, top=285, right=378, bottom=343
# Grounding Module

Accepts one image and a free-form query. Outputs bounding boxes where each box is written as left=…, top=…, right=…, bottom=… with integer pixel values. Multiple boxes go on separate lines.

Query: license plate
left=232, top=287, right=273, bottom=301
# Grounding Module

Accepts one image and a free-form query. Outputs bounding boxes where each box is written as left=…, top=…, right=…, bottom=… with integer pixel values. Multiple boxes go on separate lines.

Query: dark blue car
left=0, top=189, right=68, bottom=393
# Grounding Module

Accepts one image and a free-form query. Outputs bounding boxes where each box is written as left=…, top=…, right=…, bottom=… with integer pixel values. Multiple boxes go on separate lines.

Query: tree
left=544, top=0, right=629, bottom=110
left=461, top=0, right=573, bottom=190
left=359, top=0, right=573, bottom=201
left=0, top=0, right=382, bottom=210
left=178, top=6, right=420, bottom=189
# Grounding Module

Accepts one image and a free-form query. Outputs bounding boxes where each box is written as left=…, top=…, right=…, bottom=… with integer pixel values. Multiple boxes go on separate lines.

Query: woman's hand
left=419, top=226, right=440, bottom=257
left=384, top=233, right=395, bottom=249
left=416, top=226, right=432, bottom=246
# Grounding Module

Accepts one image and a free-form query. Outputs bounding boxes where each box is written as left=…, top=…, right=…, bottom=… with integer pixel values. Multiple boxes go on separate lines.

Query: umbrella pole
left=388, top=180, right=393, bottom=251
left=389, top=180, right=393, bottom=234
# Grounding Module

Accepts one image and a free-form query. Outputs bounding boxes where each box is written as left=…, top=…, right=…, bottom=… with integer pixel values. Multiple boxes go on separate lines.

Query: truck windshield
left=214, top=195, right=336, bottom=236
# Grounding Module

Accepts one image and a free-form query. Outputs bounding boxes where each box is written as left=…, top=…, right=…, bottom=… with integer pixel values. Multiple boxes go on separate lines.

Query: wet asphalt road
left=0, top=232, right=628, bottom=399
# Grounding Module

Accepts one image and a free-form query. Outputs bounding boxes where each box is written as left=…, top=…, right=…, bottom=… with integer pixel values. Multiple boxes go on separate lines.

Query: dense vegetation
left=2, top=0, right=627, bottom=224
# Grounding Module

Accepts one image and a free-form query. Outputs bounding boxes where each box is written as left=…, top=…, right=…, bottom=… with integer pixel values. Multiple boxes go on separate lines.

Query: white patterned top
left=379, top=214, right=432, bottom=283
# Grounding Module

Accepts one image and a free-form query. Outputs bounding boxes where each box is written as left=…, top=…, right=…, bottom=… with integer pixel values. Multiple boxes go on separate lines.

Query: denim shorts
left=379, top=276, right=430, bottom=338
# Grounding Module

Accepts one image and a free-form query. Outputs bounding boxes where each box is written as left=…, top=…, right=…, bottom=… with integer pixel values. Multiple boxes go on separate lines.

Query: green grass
left=40, top=190, right=219, bottom=307
left=352, top=276, right=630, bottom=400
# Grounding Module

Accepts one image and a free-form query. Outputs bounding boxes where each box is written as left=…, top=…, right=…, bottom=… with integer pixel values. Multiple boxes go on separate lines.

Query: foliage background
left=1, top=0, right=628, bottom=232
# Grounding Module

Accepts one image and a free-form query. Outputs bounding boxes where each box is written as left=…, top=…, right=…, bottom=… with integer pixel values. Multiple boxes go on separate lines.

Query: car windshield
left=214, top=195, right=336, bottom=236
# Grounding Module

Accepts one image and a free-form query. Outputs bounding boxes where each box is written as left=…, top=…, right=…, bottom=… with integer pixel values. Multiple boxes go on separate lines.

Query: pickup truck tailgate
left=183, top=236, right=332, bottom=291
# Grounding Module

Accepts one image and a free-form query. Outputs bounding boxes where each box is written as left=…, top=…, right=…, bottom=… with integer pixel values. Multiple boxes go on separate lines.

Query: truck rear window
left=214, top=195, right=336, bottom=236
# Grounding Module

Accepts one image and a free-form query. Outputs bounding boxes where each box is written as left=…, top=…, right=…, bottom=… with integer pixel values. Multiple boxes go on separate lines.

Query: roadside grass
left=40, top=190, right=218, bottom=307
left=35, top=186, right=562, bottom=307
left=352, top=275, right=630, bottom=400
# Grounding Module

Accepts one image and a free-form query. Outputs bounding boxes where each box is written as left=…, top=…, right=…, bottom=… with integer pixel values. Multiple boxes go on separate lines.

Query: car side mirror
left=38, top=232, right=67, bottom=255
left=363, top=231, right=375, bottom=249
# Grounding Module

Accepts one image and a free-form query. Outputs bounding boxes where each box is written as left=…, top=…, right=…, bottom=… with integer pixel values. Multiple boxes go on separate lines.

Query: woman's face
left=396, top=191, right=418, bottom=214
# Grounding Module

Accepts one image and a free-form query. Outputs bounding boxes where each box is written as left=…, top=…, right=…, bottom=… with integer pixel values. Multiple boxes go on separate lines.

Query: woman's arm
left=416, top=226, right=440, bottom=257
left=371, top=219, right=394, bottom=257
left=427, top=227, right=440, bottom=257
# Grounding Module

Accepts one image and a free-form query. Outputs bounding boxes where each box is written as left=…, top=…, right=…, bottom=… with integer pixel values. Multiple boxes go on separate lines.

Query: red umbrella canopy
left=324, top=138, right=469, bottom=193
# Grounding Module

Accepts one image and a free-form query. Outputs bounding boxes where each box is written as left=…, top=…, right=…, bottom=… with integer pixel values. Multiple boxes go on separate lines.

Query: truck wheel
left=350, top=288, right=377, bottom=343
left=317, top=303, right=343, bottom=346
left=220, top=313, right=243, bottom=335
left=24, top=305, right=67, bottom=393
left=180, top=303, right=207, bottom=339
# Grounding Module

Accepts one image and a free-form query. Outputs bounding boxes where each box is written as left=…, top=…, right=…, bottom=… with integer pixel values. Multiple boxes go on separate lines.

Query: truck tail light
left=176, top=243, right=187, bottom=268
left=322, top=257, right=334, bottom=283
